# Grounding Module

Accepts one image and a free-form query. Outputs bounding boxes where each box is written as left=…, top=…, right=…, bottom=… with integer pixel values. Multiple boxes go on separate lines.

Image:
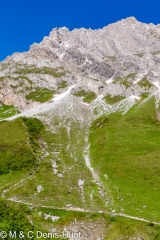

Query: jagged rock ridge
left=0, top=17, right=160, bottom=112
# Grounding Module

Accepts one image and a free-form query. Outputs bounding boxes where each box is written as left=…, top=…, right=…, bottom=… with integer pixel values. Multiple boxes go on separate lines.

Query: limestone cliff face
left=0, top=17, right=160, bottom=111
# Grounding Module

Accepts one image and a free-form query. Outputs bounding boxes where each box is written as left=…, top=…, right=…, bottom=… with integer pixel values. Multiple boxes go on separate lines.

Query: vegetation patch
left=89, top=97, right=160, bottom=221
left=103, top=94, right=125, bottom=105
left=0, top=200, right=33, bottom=236
left=26, top=87, right=53, bottom=103
left=14, top=66, right=66, bottom=78
left=106, top=55, right=116, bottom=62
left=0, top=117, right=43, bottom=174
left=58, top=80, right=67, bottom=89
left=0, top=105, right=19, bottom=119
left=74, top=90, right=96, bottom=103
left=138, top=77, right=153, bottom=88
left=134, top=53, right=144, bottom=57
left=152, top=50, right=160, bottom=55
left=0, top=76, right=6, bottom=81
left=0, top=75, right=32, bottom=85
left=141, top=92, right=150, bottom=99
left=14, top=75, right=32, bottom=84
left=4, top=116, right=105, bottom=211
left=105, top=216, right=160, bottom=239
left=113, top=73, right=136, bottom=88
left=22, top=117, right=44, bottom=148
left=88, top=76, right=100, bottom=81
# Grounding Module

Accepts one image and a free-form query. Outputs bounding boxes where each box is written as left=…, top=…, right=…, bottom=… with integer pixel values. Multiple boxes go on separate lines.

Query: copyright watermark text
left=0, top=230, right=82, bottom=239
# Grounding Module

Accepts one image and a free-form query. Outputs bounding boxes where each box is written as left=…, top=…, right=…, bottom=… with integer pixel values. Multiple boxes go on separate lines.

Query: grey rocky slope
left=1, top=17, right=160, bottom=112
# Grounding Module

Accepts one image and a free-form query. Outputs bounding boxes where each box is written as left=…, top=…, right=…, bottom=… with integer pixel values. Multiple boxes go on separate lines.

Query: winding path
left=2, top=177, right=160, bottom=226
left=5, top=197, right=160, bottom=226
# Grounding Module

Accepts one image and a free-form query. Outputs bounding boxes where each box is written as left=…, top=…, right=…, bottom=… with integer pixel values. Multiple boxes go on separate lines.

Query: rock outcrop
left=0, top=17, right=160, bottom=111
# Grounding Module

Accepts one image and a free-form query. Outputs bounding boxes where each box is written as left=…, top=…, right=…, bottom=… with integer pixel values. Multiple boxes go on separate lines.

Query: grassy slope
left=5, top=117, right=106, bottom=211
left=0, top=105, right=19, bottom=119
left=74, top=90, right=96, bottom=103
left=0, top=200, right=160, bottom=239
left=113, top=73, right=136, bottom=88
left=0, top=108, right=160, bottom=237
left=138, top=77, right=153, bottom=88
left=89, top=97, right=160, bottom=222
left=103, top=95, right=125, bottom=105
left=14, top=66, right=66, bottom=78
left=58, top=80, right=67, bottom=89
left=0, top=117, right=43, bottom=174
left=28, top=205, right=160, bottom=239
left=26, top=87, right=53, bottom=103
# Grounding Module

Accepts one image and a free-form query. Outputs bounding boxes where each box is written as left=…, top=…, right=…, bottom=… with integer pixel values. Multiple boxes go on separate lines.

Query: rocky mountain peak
left=122, top=16, right=138, bottom=23
left=1, top=17, right=160, bottom=113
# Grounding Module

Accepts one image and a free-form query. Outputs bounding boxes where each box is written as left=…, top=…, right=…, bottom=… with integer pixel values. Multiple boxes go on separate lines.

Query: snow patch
left=154, top=90, right=160, bottom=109
left=97, top=94, right=104, bottom=100
left=52, top=84, right=75, bottom=102
left=5, top=84, right=76, bottom=121
left=153, top=81, right=160, bottom=90
left=106, top=77, right=114, bottom=84
left=133, top=73, right=143, bottom=85
left=129, top=95, right=140, bottom=100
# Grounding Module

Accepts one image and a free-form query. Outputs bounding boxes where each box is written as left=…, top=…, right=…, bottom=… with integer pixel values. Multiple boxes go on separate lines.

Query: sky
left=0, top=0, right=160, bottom=61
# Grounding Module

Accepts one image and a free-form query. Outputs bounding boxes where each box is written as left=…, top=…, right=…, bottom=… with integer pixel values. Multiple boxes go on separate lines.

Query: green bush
left=74, top=90, right=96, bottom=103
left=0, top=200, right=33, bottom=238
left=103, top=95, right=125, bottom=105
left=26, top=87, right=53, bottom=103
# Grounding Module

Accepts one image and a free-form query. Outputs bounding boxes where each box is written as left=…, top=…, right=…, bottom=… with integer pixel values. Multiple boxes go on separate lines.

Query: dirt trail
left=5, top=197, right=160, bottom=226
left=2, top=167, right=160, bottom=226
left=3, top=176, right=160, bottom=226
left=1, top=172, right=36, bottom=198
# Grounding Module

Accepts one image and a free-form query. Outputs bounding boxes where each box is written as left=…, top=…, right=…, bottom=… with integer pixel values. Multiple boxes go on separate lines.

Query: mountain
left=0, top=17, right=160, bottom=239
